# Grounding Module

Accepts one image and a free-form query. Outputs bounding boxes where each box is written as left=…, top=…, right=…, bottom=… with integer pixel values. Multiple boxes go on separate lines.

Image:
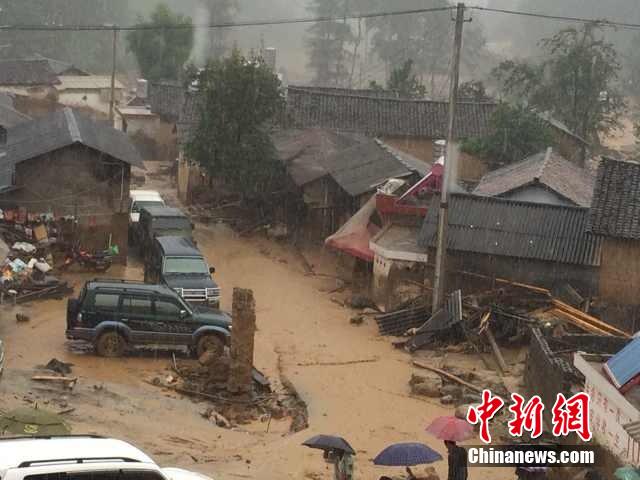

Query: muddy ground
left=0, top=162, right=510, bottom=480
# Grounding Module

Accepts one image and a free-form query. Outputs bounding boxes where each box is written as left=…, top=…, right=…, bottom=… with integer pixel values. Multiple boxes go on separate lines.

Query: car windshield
left=132, top=200, right=163, bottom=213
left=163, top=257, right=210, bottom=275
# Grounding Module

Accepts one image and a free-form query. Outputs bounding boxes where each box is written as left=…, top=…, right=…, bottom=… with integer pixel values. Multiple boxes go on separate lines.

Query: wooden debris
left=551, top=300, right=630, bottom=338
left=31, top=376, right=77, bottom=388
left=412, top=361, right=483, bottom=393
left=484, top=326, right=508, bottom=375
left=296, top=357, right=379, bottom=367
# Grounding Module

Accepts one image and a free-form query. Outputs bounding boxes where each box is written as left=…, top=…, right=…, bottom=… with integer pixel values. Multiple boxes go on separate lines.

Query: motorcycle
left=62, top=244, right=117, bottom=272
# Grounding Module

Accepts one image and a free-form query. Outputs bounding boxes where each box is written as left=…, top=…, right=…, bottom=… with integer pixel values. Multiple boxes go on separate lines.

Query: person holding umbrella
left=425, top=416, right=473, bottom=480
left=303, top=435, right=355, bottom=480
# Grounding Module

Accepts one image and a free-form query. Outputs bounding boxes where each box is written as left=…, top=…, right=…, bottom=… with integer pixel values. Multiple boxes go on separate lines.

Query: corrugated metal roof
left=418, top=194, right=602, bottom=266
left=1, top=107, right=143, bottom=168
left=588, top=157, right=640, bottom=239
left=57, top=76, right=124, bottom=91
left=0, top=104, right=31, bottom=128
left=604, top=337, right=640, bottom=389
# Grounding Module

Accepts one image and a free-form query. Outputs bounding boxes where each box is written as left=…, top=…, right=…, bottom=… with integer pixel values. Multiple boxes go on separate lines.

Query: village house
left=25, top=53, right=90, bottom=77
left=0, top=59, right=60, bottom=98
left=418, top=193, right=602, bottom=296
left=0, top=107, right=144, bottom=263
left=286, top=86, right=496, bottom=184
left=55, top=75, right=125, bottom=115
left=473, top=147, right=595, bottom=207
left=588, top=157, right=640, bottom=310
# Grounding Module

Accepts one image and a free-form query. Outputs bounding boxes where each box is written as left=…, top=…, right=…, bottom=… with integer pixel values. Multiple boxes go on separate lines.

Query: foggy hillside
left=1, top=0, right=640, bottom=87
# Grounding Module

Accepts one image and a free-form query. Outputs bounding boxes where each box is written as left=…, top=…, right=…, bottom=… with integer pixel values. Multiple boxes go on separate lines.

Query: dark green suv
left=66, top=279, right=231, bottom=357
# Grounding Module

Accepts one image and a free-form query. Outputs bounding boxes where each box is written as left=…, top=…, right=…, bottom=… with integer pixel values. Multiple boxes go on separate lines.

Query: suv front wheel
left=195, top=334, right=224, bottom=358
left=96, top=331, right=127, bottom=357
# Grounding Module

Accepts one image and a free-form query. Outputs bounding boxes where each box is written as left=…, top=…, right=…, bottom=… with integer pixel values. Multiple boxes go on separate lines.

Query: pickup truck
left=135, top=206, right=193, bottom=259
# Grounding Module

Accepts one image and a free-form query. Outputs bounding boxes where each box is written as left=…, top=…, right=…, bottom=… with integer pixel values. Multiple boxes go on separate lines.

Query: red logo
left=467, top=389, right=505, bottom=443
left=551, top=392, right=592, bottom=442
left=508, top=393, right=544, bottom=439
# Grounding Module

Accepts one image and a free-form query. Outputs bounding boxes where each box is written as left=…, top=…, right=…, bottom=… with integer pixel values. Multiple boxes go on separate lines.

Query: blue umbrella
left=373, top=442, right=443, bottom=466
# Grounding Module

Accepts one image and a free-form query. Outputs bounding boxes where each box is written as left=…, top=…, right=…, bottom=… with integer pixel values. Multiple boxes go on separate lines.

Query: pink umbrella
left=426, top=416, right=474, bottom=442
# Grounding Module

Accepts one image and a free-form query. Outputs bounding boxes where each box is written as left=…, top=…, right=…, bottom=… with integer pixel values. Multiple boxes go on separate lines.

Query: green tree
left=185, top=50, right=285, bottom=199
left=461, top=104, right=553, bottom=165
left=387, top=59, right=426, bottom=98
left=305, top=0, right=354, bottom=86
left=458, top=80, right=491, bottom=102
left=126, top=4, right=194, bottom=82
left=493, top=23, right=625, bottom=144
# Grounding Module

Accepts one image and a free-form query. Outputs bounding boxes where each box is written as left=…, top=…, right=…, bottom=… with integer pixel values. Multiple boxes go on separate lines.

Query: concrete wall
left=58, top=89, right=123, bottom=115
left=372, top=254, right=425, bottom=311
left=599, top=238, right=640, bottom=306
left=574, top=353, right=640, bottom=466
left=501, top=185, right=575, bottom=207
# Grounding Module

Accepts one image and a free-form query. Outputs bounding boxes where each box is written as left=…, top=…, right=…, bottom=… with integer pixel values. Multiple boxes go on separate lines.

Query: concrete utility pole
left=109, top=27, right=118, bottom=122
left=227, top=288, right=257, bottom=396
left=431, top=2, right=465, bottom=313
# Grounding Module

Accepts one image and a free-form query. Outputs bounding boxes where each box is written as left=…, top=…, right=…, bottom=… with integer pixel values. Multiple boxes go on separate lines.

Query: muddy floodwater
left=0, top=163, right=510, bottom=480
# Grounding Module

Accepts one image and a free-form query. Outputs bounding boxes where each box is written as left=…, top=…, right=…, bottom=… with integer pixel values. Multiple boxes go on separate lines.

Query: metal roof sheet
left=418, top=194, right=602, bottom=266
left=604, top=337, right=640, bottom=389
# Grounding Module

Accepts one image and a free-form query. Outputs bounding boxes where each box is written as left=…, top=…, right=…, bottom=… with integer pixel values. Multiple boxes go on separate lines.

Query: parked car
left=0, top=435, right=215, bottom=480
left=145, top=236, right=221, bottom=308
left=66, top=279, right=231, bottom=358
left=129, top=190, right=165, bottom=225
left=135, top=206, right=193, bottom=256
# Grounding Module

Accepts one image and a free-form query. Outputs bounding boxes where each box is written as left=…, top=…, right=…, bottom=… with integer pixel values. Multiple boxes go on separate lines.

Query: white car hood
left=162, top=468, right=214, bottom=480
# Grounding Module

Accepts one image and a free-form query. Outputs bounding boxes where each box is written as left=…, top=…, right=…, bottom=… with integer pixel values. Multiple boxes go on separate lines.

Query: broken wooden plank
left=485, top=326, right=508, bottom=375
left=552, top=299, right=630, bottom=338
left=31, top=375, right=77, bottom=386
left=297, top=357, right=379, bottom=367
left=412, top=361, right=483, bottom=393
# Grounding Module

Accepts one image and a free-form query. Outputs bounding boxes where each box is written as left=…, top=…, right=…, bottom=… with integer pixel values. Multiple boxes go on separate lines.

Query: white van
left=129, top=190, right=165, bottom=224
left=0, top=436, right=215, bottom=480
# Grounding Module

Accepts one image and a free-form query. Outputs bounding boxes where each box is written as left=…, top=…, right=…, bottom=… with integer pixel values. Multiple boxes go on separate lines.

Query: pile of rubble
left=0, top=213, right=74, bottom=304
left=1, top=241, right=71, bottom=304
left=376, top=282, right=631, bottom=356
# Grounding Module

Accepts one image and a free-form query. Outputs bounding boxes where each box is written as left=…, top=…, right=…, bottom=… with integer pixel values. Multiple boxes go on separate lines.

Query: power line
left=0, top=6, right=455, bottom=32
left=468, top=5, right=640, bottom=31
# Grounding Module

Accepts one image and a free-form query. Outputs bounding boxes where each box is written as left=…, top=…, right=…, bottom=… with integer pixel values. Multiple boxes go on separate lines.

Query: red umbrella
left=426, top=416, right=474, bottom=442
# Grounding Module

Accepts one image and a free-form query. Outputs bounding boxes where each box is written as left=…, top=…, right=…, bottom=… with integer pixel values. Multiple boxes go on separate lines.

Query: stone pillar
left=227, top=288, right=256, bottom=395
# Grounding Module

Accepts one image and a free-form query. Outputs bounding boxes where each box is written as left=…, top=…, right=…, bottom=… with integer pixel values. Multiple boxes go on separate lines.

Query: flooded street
left=0, top=162, right=510, bottom=480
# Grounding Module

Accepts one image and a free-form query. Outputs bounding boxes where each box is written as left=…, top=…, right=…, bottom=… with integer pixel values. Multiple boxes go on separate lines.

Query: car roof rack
left=91, top=279, right=147, bottom=285
left=18, top=457, right=140, bottom=468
